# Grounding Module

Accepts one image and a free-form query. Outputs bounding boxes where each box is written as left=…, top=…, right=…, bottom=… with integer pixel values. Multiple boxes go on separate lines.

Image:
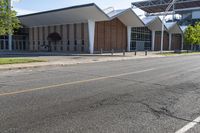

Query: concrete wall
left=29, top=23, right=89, bottom=52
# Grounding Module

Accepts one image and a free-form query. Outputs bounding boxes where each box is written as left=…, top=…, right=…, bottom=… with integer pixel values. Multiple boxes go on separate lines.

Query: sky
left=12, top=0, right=144, bottom=16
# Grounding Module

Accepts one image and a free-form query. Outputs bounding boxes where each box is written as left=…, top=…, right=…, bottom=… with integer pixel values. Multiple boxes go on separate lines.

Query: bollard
left=123, top=49, right=125, bottom=56
left=145, top=50, right=148, bottom=56
left=135, top=50, right=137, bottom=56
left=100, top=48, right=103, bottom=54
left=111, top=49, right=114, bottom=55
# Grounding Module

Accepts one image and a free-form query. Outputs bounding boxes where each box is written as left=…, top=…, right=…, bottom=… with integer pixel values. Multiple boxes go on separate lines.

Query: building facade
left=0, top=3, right=184, bottom=53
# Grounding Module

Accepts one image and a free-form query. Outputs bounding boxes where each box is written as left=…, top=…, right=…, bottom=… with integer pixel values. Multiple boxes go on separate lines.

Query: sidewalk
left=0, top=52, right=163, bottom=71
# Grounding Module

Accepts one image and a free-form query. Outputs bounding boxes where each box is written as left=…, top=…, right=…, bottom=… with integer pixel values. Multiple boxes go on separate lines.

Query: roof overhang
left=108, top=8, right=145, bottom=27
left=165, top=22, right=183, bottom=34
left=142, top=16, right=167, bottom=31
left=18, top=3, right=109, bottom=27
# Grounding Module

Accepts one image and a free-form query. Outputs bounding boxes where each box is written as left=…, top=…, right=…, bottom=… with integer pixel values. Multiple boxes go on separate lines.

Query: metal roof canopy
left=132, top=0, right=200, bottom=13
left=18, top=3, right=109, bottom=27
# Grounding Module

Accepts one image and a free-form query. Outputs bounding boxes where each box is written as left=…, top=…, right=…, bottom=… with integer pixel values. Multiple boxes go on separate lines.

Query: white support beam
left=152, top=30, right=155, bottom=51
left=127, top=26, right=132, bottom=52
left=88, top=20, right=95, bottom=54
left=169, top=33, right=172, bottom=50
left=160, top=0, right=177, bottom=53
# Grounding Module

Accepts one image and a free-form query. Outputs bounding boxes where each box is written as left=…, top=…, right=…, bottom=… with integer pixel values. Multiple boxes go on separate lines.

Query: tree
left=0, top=0, right=20, bottom=36
left=184, top=22, right=200, bottom=50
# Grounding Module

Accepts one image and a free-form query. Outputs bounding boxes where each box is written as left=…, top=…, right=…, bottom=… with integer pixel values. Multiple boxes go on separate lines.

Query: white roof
left=165, top=22, right=183, bottom=34
left=107, top=9, right=126, bottom=18
left=19, top=3, right=109, bottom=27
left=141, top=16, right=157, bottom=25
left=180, top=26, right=188, bottom=32
left=107, top=8, right=144, bottom=27
left=142, top=16, right=167, bottom=31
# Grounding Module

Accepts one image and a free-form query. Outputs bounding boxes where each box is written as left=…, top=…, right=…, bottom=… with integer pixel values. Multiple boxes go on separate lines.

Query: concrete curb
left=0, top=56, right=162, bottom=71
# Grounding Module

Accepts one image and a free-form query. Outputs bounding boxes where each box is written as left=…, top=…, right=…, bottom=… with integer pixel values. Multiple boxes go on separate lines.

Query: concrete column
left=88, top=20, right=95, bottom=54
left=8, top=0, right=12, bottom=51
left=127, top=26, right=131, bottom=52
left=8, top=35, right=12, bottom=51
left=181, top=34, right=184, bottom=50
left=169, top=33, right=172, bottom=50
left=151, top=30, right=155, bottom=51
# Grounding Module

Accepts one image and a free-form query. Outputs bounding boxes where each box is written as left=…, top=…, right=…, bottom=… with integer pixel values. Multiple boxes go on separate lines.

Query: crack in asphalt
left=140, top=102, right=200, bottom=124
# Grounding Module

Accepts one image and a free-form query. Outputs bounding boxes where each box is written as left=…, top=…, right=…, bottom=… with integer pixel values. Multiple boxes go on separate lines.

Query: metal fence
left=0, top=39, right=89, bottom=52
left=0, top=39, right=28, bottom=51
left=30, top=40, right=89, bottom=52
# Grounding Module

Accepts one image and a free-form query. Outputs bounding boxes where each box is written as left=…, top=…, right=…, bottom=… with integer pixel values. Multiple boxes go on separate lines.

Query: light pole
left=160, top=0, right=177, bottom=53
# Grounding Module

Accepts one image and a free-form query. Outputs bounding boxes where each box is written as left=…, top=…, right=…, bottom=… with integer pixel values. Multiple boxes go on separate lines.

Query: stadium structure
left=132, top=0, right=200, bottom=26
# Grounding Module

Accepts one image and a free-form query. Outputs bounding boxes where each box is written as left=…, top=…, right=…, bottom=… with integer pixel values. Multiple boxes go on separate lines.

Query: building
left=131, top=16, right=183, bottom=51
left=95, top=8, right=144, bottom=52
left=0, top=3, right=184, bottom=53
left=131, top=0, right=197, bottom=51
left=132, top=0, right=200, bottom=26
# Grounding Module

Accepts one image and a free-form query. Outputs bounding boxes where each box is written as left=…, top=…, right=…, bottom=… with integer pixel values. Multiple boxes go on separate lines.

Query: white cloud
left=110, top=0, right=145, bottom=15
left=14, top=8, right=35, bottom=15
left=111, top=0, right=132, bottom=9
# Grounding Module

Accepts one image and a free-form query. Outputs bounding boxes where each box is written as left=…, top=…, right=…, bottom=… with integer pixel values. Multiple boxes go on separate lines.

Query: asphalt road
left=1, top=55, right=200, bottom=133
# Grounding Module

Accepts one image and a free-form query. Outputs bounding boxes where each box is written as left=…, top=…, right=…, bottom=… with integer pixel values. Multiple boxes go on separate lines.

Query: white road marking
left=0, top=68, right=154, bottom=97
left=175, top=116, right=200, bottom=133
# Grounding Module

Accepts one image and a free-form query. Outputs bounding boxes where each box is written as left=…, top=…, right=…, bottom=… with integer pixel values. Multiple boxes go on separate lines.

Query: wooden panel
left=76, top=23, right=82, bottom=41
left=123, top=25, right=127, bottom=50
left=34, top=27, right=38, bottom=51
left=81, top=23, right=84, bottom=40
left=116, top=20, right=121, bottom=50
left=94, top=18, right=127, bottom=52
left=62, top=25, right=67, bottom=42
left=163, top=32, right=169, bottom=50
left=69, top=24, right=74, bottom=51
left=104, top=21, right=111, bottom=51
left=155, top=31, right=169, bottom=51
left=84, top=23, right=89, bottom=52
left=172, top=34, right=181, bottom=50
left=34, top=27, right=37, bottom=41
left=94, top=22, right=98, bottom=51
left=155, top=32, right=161, bottom=51
left=110, top=19, right=117, bottom=50
left=66, top=24, right=70, bottom=41
left=76, top=23, right=82, bottom=51
left=42, top=27, right=45, bottom=41
left=38, top=27, right=41, bottom=41
left=97, top=22, right=105, bottom=50
left=50, top=26, right=54, bottom=33
left=29, top=28, right=33, bottom=51
left=57, top=25, right=61, bottom=51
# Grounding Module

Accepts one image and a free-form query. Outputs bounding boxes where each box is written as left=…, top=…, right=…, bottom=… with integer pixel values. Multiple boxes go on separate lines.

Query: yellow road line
left=0, top=68, right=154, bottom=97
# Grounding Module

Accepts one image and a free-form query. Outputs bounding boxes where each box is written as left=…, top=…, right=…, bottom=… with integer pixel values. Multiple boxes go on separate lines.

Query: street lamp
left=160, top=0, right=177, bottom=53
